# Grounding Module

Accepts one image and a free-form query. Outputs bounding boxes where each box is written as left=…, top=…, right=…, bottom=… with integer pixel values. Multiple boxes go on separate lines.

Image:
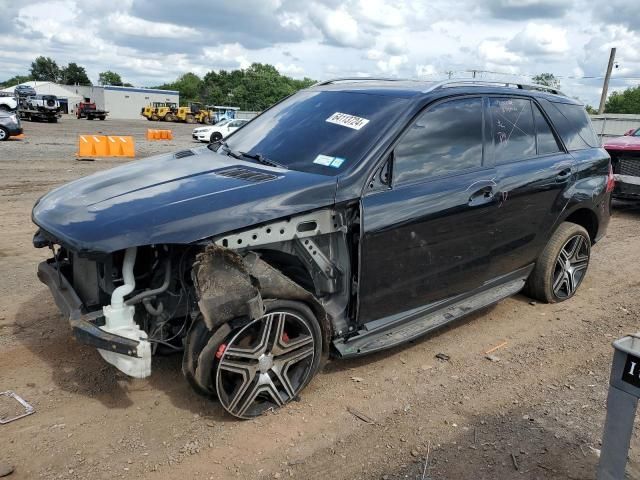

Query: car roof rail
left=427, top=79, right=566, bottom=96
left=313, top=77, right=413, bottom=87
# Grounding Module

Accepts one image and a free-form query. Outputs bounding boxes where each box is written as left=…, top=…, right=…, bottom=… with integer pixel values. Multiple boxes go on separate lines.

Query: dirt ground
left=0, top=117, right=639, bottom=480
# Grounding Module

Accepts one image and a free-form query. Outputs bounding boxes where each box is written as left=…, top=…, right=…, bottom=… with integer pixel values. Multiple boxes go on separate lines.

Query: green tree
left=98, top=71, right=124, bottom=86
left=0, top=74, right=33, bottom=88
left=30, top=56, right=61, bottom=82
left=605, top=86, right=640, bottom=114
left=154, top=72, right=203, bottom=104
left=585, top=104, right=598, bottom=115
left=60, top=63, right=91, bottom=85
left=532, top=73, right=560, bottom=89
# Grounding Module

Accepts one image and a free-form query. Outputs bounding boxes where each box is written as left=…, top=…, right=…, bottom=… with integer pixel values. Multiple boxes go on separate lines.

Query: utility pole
left=598, top=47, right=616, bottom=114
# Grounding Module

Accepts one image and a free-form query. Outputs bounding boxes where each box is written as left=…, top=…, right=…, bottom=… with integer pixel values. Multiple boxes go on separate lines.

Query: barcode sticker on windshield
left=326, top=112, right=369, bottom=130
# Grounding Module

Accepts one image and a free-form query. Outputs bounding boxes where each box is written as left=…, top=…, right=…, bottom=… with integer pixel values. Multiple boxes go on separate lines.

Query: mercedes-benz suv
left=32, top=79, right=612, bottom=419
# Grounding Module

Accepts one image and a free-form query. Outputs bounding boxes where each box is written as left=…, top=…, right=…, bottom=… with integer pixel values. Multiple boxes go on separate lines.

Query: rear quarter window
left=544, top=101, right=600, bottom=151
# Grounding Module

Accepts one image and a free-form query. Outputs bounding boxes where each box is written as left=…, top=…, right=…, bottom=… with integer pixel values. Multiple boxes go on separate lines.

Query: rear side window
left=394, top=97, right=484, bottom=185
left=489, top=98, right=536, bottom=164
left=533, top=104, right=562, bottom=155
left=544, top=101, right=600, bottom=150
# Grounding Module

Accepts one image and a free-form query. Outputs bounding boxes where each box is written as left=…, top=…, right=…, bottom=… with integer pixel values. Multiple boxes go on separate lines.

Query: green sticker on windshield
left=313, top=155, right=346, bottom=168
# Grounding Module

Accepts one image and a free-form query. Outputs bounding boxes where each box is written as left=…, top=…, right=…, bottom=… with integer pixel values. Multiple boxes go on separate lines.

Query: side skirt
left=333, top=266, right=532, bottom=358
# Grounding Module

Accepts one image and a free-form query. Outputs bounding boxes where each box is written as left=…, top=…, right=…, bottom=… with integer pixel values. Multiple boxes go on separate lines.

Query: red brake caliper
left=282, top=332, right=290, bottom=343
left=215, top=343, right=227, bottom=360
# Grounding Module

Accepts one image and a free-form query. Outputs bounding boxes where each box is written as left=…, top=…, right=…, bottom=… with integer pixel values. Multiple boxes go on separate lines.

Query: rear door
left=486, top=97, right=574, bottom=280
left=358, top=96, right=498, bottom=324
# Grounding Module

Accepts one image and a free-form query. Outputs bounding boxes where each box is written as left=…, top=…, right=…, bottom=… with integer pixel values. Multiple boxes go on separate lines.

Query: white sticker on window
left=326, top=112, right=369, bottom=130
left=313, top=155, right=347, bottom=168
left=313, top=154, right=335, bottom=166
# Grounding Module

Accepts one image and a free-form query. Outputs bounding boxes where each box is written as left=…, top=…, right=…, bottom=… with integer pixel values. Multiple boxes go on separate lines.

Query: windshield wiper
left=233, top=151, right=288, bottom=170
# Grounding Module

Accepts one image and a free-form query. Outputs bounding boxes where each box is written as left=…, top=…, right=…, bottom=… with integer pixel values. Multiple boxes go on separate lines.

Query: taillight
left=606, top=163, right=615, bottom=193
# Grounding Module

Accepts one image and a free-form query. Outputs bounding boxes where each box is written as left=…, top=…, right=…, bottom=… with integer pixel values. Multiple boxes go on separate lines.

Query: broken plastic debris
left=0, top=391, right=35, bottom=424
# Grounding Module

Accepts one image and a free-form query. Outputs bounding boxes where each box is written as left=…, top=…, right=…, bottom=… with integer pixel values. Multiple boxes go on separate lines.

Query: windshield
left=215, top=118, right=231, bottom=126
left=634, top=128, right=640, bottom=137
left=220, top=90, right=409, bottom=175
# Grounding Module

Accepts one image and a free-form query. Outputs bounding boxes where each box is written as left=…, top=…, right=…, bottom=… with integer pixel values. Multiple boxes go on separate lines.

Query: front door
left=358, top=97, right=497, bottom=324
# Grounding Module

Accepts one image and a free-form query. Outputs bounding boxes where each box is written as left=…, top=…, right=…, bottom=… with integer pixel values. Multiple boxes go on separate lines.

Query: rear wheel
left=524, top=222, right=591, bottom=303
left=0, top=127, right=8, bottom=141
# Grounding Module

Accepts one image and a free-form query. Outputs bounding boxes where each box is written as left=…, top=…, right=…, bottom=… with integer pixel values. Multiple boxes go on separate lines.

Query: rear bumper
left=37, top=261, right=140, bottom=357
left=7, top=126, right=22, bottom=136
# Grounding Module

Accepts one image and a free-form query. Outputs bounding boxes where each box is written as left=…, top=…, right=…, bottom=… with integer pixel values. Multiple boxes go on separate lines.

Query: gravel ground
left=0, top=117, right=639, bottom=479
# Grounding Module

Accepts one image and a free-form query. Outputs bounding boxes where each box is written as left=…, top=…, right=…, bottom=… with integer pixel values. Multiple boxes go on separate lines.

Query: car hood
left=33, top=147, right=338, bottom=254
left=603, top=135, right=640, bottom=151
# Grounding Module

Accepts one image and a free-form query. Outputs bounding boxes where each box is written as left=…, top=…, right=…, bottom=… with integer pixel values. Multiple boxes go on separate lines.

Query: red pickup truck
left=604, top=127, right=640, bottom=199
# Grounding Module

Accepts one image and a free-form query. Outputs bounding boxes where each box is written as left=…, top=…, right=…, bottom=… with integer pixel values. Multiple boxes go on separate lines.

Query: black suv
left=33, top=79, right=612, bottom=419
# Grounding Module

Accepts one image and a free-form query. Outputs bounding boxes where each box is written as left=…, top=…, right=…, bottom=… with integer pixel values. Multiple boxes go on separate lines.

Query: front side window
left=393, top=97, right=484, bottom=185
left=489, top=97, right=536, bottom=164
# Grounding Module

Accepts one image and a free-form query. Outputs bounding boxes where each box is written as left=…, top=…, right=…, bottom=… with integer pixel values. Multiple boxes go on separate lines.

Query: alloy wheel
left=552, top=233, right=590, bottom=299
left=216, top=310, right=316, bottom=419
left=0, top=128, right=7, bottom=141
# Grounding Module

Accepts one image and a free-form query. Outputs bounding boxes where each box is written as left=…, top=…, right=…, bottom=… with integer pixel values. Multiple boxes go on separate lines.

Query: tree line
left=0, top=56, right=132, bottom=88
left=0, top=57, right=315, bottom=111
left=152, top=63, right=316, bottom=111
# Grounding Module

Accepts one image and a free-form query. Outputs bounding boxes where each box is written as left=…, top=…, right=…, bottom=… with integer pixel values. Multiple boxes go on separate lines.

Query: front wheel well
left=564, top=208, right=598, bottom=243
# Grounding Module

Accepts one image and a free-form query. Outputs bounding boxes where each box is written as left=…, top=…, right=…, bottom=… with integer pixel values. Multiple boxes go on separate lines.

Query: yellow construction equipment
left=140, top=102, right=178, bottom=122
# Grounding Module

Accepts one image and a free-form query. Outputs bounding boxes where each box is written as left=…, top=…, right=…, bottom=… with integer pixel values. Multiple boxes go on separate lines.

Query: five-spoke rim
left=216, top=310, right=315, bottom=419
left=552, top=233, right=590, bottom=299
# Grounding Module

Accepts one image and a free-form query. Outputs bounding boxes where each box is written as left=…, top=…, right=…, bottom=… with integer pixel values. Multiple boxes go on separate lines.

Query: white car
left=192, top=119, right=249, bottom=143
left=0, top=95, right=17, bottom=112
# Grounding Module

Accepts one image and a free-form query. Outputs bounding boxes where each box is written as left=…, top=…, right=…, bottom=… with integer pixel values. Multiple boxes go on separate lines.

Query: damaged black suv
left=33, top=79, right=612, bottom=419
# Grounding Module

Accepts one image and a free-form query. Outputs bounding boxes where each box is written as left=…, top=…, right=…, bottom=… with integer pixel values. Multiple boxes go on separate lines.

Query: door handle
left=468, top=186, right=495, bottom=206
left=556, top=168, right=572, bottom=183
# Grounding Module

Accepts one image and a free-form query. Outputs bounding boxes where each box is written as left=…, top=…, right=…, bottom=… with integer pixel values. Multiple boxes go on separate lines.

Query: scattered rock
left=0, top=463, right=14, bottom=477
left=485, top=354, right=500, bottom=362
left=411, top=450, right=420, bottom=457
left=435, top=353, right=450, bottom=361
left=351, top=376, right=364, bottom=383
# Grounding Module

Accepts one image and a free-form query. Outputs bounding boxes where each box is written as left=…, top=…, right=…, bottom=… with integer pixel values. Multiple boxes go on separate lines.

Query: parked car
left=32, top=79, right=612, bottom=419
left=14, top=84, right=37, bottom=97
left=0, top=94, right=17, bottom=112
left=26, top=94, right=60, bottom=112
left=0, top=111, right=23, bottom=141
left=603, top=127, right=640, bottom=199
left=192, top=118, right=248, bottom=143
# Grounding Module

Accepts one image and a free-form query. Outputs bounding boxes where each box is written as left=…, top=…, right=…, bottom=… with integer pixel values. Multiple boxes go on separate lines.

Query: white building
left=0, top=81, right=179, bottom=119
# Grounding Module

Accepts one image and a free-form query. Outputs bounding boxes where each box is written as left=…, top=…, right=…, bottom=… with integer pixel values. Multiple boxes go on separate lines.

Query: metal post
left=597, top=388, right=638, bottom=480
left=597, top=334, right=640, bottom=480
left=598, top=47, right=617, bottom=115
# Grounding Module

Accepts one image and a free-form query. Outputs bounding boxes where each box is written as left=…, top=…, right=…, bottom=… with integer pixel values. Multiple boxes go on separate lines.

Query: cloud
left=483, top=0, right=570, bottom=20
left=478, top=39, right=522, bottom=65
left=105, top=13, right=198, bottom=39
left=309, top=4, right=373, bottom=48
left=507, top=23, right=569, bottom=56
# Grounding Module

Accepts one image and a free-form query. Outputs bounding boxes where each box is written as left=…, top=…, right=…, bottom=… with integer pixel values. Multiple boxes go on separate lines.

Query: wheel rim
left=216, top=310, right=316, bottom=419
left=552, top=234, right=590, bottom=299
left=0, top=129, right=7, bottom=140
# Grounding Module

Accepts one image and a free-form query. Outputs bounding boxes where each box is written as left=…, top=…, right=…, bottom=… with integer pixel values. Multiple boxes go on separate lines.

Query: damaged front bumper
left=37, top=260, right=142, bottom=358
left=613, top=174, right=640, bottom=199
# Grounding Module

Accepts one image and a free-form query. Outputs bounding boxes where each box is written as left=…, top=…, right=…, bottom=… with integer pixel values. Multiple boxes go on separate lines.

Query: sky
left=0, top=0, right=639, bottom=106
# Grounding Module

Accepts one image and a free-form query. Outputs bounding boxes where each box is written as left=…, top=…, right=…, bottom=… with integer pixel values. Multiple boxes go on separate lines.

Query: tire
left=99, top=116, right=105, bottom=120
left=185, top=299, right=323, bottom=419
left=524, top=222, right=591, bottom=303
left=164, top=113, right=174, bottom=122
left=185, top=114, right=196, bottom=124
left=210, top=132, right=222, bottom=143
left=0, top=105, right=9, bottom=112
left=0, top=127, right=8, bottom=141
left=151, top=114, right=159, bottom=121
